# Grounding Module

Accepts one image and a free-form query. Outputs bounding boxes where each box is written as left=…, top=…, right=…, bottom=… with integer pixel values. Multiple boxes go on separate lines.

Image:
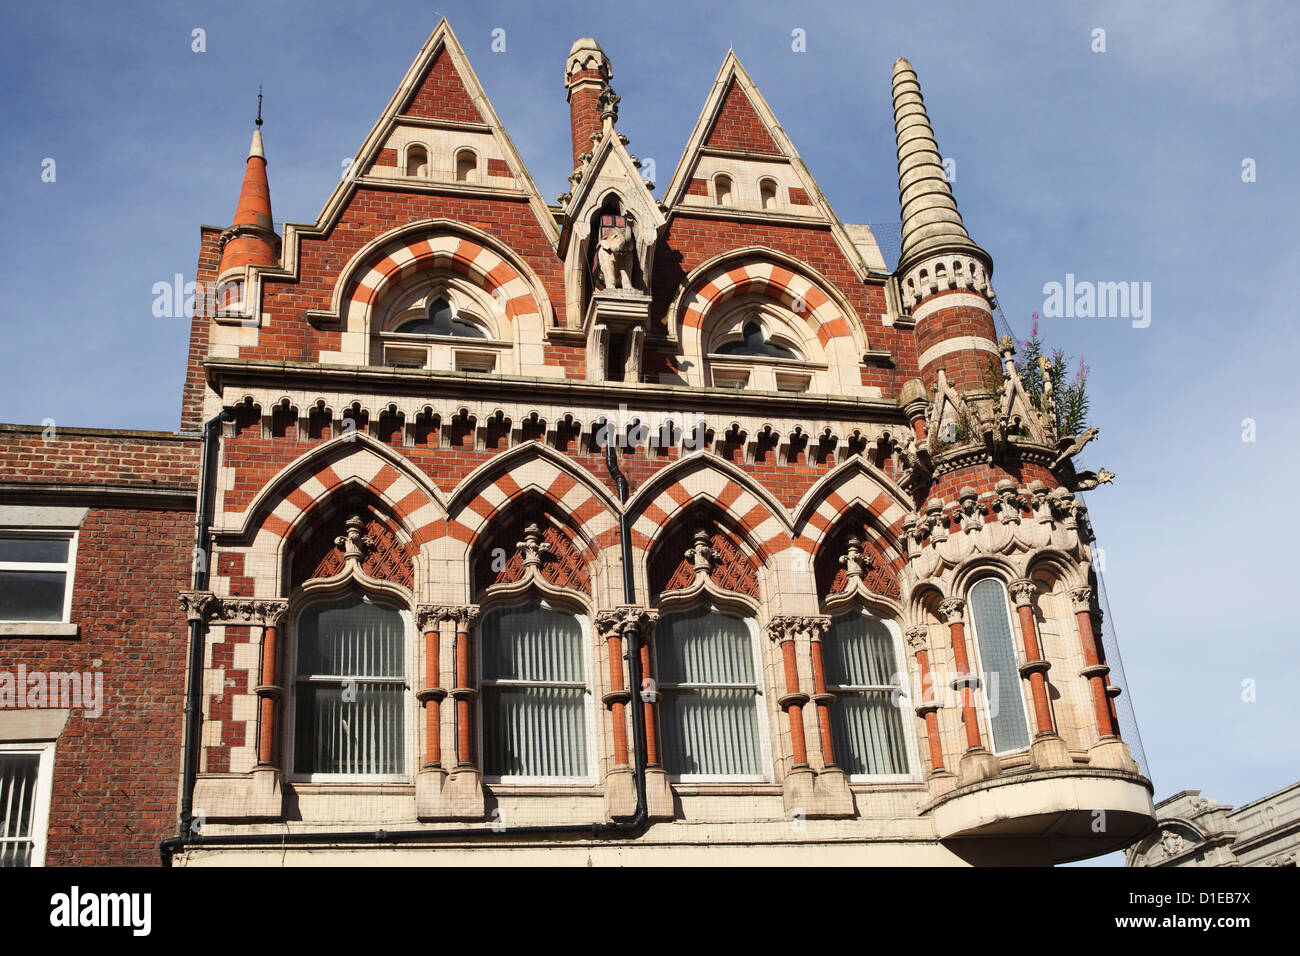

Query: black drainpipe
left=161, top=430, right=649, bottom=864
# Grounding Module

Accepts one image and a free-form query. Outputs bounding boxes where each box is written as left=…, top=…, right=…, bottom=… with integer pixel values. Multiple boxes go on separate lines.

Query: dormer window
left=395, top=297, right=486, bottom=338
left=455, top=149, right=478, bottom=183
left=714, top=319, right=799, bottom=359
left=406, top=145, right=428, bottom=178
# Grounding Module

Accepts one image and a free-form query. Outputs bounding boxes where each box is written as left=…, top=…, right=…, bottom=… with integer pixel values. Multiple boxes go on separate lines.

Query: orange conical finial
left=217, top=88, right=280, bottom=276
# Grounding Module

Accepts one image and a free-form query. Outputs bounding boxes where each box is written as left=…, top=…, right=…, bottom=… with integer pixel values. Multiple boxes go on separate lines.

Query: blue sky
left=2, top=1, right=1297, bottom=862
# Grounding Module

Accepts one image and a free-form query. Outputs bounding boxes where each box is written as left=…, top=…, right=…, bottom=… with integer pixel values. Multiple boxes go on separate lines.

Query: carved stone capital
left=937, top=597, right=966, bottom=624
left=178, top=590, right=216, bottom=623
left=904, top=625, right=929, bottom=654
left=595, top=605, right=657, bottom=641
left=766, top=615, right=830, bottom=644
left=1007, top=578, right=1037, bottom=607
left=415, top=604, right=456, bottom=632
left=1068, top=587, right=1095, bottom=612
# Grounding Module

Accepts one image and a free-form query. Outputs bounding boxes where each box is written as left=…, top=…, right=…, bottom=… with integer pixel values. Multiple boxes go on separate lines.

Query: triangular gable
left=702, top=78, right=781, bottom=156
left=661, top=51, right=874, bottom=282
left=274, top=18, right=559, bottom=283
left=398, top=46, right=487, bottom=125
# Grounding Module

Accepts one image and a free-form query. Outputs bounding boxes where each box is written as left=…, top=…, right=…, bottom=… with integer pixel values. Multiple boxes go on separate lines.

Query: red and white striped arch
left=445, top=453, right=620, bottom=555
left=239, top=438, right=447, bottom=580
left=344, top=233, right=544, bottom=330
left=674, top=252, right=863, bottom=383
left=792, top=460, right=913, bottom=565
left=629, top=463, right=791, bottom=564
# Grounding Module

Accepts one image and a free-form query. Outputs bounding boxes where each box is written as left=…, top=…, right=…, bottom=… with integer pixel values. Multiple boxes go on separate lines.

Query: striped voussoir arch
left=446, top=460, right=620, bottom=560
left=681, top=259, right=853, bottom=347
left=345, top=234, right=542, bottom=326
left=632, top=470, right=790, bottom=562
left=799, top=476, right=912, bottom=574
left=250, top=447, right=445, bottom=554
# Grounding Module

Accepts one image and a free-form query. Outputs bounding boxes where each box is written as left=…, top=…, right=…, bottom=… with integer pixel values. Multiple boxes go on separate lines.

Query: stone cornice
left=205, top=357, right=905, bottom=420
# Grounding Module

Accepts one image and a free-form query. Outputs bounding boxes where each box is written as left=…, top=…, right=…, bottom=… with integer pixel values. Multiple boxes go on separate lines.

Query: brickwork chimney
left=565, top=38, right=611, bottom=169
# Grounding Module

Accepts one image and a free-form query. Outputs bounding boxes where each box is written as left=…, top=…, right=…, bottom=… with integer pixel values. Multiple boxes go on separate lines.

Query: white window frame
left=0, top=530, right=77, bottom=624
left=478, top=599, right=596, bottom=786
left=0, top=741, right=56, bottom=867
left=285, top=597, right=415, bottom=785
left=822, top=610, right=920, bottom=783
left=965, top=577, right=1034, bottom=756
left=656, top=605, right=771, bottom=784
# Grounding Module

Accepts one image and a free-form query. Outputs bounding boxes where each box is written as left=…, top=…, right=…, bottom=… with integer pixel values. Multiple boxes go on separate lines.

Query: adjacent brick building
left=0, top=20, right=1154, bottom=866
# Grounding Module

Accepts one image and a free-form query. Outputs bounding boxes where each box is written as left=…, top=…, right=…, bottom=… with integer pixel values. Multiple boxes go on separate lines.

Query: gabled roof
left=660, top=51, right=878, bottom=282
left=558, top=125, right=665, bottom=253
left=277, top=19, right=558, bottom=280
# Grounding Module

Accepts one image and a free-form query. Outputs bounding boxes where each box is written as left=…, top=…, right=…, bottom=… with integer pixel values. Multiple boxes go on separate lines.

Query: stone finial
left=515, top=522, right=552, bottom=569
left=891, top=57, right=984, bottom=272
left=334, top=514, right=373, bottom=566
left=838, top=536, right=873, bottom=583
left=685, top=529, right=720, bottom=575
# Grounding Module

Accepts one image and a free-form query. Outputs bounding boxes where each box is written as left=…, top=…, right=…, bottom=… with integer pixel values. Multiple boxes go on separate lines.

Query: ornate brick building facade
left=0, top=20, right=1154, bottom=865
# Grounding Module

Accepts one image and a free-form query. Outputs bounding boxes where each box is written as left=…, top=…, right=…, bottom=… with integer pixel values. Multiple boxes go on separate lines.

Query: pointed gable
left=400, top=46, right=486, bottom=125
left=703, top=78, right=781, bottom=156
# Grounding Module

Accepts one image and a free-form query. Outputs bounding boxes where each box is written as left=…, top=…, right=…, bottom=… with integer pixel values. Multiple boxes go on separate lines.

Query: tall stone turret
left=892, top=58, right=998, bottom=394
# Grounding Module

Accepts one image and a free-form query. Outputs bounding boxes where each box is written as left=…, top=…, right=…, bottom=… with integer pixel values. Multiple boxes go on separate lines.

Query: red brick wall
left=180, top=227, right=223, bottom=433
left=914, top=292, right=998, bottom=392
left=0, top=427, right=200, bottom=486
left=3, top=504, right=194, bottom=865
left=704, top=80, right=781, bottom=155
left=567, top=69, right=606, bottom=167
left=401, top=48, right=483, bottom=124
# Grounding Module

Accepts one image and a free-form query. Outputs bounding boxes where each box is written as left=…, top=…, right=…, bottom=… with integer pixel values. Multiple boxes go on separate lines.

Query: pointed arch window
left=290, top=592, right=410, bottom=779
left=655, top=604, right=765, bottom=780
left=480, top=602, right=591, bottom=780
left=967, top=577, right=1032, bottom=754
left=394, top=296, right=487, bottom=338
left=823, top=609, right=910, bottom=776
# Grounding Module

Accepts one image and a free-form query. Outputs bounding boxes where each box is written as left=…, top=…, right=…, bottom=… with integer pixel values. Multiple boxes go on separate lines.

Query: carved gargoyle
left=1052, top=427, right=1100, bottom=469
left=1071, top=468, right=1115, bottom=491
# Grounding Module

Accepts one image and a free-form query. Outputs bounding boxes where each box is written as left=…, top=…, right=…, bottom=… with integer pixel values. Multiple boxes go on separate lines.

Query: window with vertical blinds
left=292, top=594, right=408, bottom=777
left=0, top=750, right=49, bottom=867
left=824, top=611, right=910, bottom=776
left=656, top=606, right=764, bottom=779
left=968, top=578, right=1031, bottom=754
left=480, top=604, right=588, bottom=779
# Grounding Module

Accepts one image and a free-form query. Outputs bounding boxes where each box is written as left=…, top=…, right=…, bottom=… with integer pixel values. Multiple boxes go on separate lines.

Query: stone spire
left=217, top=94, right=280, bottom=277
left=892, top=58, right=985, bottom=273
